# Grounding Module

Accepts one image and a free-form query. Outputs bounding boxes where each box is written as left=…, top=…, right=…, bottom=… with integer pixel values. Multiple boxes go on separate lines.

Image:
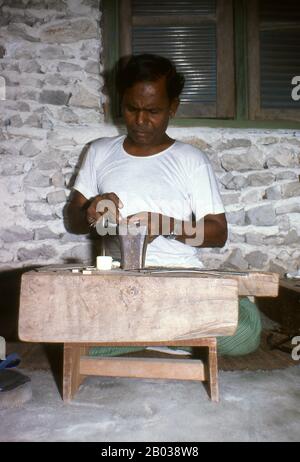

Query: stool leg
left=63, top=343, right=86, bottom=402
left=206, top=340, right=219, bottom=402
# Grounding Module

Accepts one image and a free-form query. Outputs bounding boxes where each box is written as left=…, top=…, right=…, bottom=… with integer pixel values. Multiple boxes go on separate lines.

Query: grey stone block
left=226, top=209, right=245, bottom=225
left=82, top=0, right=100, bottom=7
left=182, top=137, right=211, bottom=152
left=245, top=205, right=277, bottom=226
left=263, top=236, right=285, bottom=245
left=41, top=45, right=68, bottom=59
left=46, top=190, right=66, bottom=205
left=8, top=179, right=23, bottom=194
left=41, top=18, right=98, bottom=43
left=0, top=226, right=34, bottom=243
left=221, top=248, right=248, bottom=271
left=84, top=60, right=100, bottom=74
left=24, top=114, right=41, bottom=128
left=257, top=136, right=278, bottom=145
left=218, top=139, right=251, bottom=150
left=221, top=146, right=265, bottom=172
left=37, top=160, right=60, bottom=171
left=17, top=245, right=56, bottom=262
left=2, top=162, right=24, bottom=176
left=39, top=90, right=71, bottom=106
left=69, top=83, right=100, bottom=109
left=61, top=232, right=89, bottom=243
left=25, top=202, right=54, bottom=221
left=281, top=182, right=300, bottom=199
left=57, top=62, right=83, bottom=73
left=51, top=171, right=65, bottom=187
left=276, top=201, right=300, bottom=214
left=24, top=170, right=50, bottom=187
left=241, top=189, right=264, bottom=205
left=268, top=261, right=286, bottom=276
left=4, top=114, right=24, bottom=127
left=57, top=107, right=79, bottom=124
left=276, top=171, right=298, bottom=181
left=23, top=160, right=34, bottom=173
left=228, top=231, right=245, bottom=243
left=266, top=148, right=299, bottom=168
left=0, top=248, right=14, bottom=263
left=220, top=192, right=240, bottom=207
left=280, top=137, right=300, bottom=147
left=246, top=251, right=268, bottom=269
left=277, top=215, right=290, bottom=232
left=284, top=229, right=299, bottom=245
left=34, top=227, right=61, bottom=240
left=7, top=23, right=40, bottom=42
left=245, top=233, right=264, bottom=245
left=62, top=244, right=92, bottom=264
left=221, top=173, right=248, bottom=190
left=247, top=172, right=275, bottom=187
left=265, top=185, right=282, bottom=200
left=20, top=140, right=41, bottom=158
left=18, top=60, right=42, bottom=73
left=44, top=74, right=68, bottom=86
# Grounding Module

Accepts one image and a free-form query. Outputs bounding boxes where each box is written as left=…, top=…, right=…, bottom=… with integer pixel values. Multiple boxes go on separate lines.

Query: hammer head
left=118, top=224, right=149, bottom=270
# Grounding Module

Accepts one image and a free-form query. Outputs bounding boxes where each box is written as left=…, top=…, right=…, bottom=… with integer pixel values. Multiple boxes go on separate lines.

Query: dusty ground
left=0, top=340, right=299, bottom=442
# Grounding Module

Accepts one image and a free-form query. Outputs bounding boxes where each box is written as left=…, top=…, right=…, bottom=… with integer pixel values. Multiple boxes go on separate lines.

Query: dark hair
left=116, top=54, right=185, bottom=101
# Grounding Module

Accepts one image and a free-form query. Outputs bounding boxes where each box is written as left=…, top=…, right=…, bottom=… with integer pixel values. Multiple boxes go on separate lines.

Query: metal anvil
left=117, top=223, right=149, bottom=270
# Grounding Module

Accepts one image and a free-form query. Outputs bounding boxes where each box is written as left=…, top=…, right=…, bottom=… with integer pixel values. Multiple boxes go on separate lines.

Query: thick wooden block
left=19, top=271, right=239, bottom=343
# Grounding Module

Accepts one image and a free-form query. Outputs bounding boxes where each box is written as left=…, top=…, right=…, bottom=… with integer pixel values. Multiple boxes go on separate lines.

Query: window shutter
left=260, top=0, right=300, bottom=109
left=121, top=0, right=234, bottom=119
left=131, top=0, right=217, bottom=117
left=248, top=0, right=300, bottom=121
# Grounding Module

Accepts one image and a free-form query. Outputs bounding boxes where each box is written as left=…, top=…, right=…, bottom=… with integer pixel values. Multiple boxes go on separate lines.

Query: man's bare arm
left=167, top=212, right=227, bottom=248
left=125, top=211, right=227, bottom=248
left=66, top=190, right=91, bottom=234
left=183, top=213, right=227, bottom=248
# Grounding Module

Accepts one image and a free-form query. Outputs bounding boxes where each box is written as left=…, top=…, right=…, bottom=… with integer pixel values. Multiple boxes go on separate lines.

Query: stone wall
left=0, top=0, right=299, bottom=274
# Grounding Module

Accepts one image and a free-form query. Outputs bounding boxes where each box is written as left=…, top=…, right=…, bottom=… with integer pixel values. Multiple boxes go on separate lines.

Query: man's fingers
left=103, top=192, right=124, bottom=209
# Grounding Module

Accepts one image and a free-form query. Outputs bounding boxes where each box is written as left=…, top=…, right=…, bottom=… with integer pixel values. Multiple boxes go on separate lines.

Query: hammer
left=117, top=223, right=149, bottom=270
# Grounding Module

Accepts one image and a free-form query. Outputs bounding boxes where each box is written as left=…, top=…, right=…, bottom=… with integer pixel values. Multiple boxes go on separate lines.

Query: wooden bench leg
left=63, top=343, right=87, bottom=402
left=205, top=339, right=219, bottom=402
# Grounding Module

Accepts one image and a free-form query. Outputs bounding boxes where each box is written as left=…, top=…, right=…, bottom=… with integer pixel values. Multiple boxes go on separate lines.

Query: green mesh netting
left=88, top=297, right=262, bottom=358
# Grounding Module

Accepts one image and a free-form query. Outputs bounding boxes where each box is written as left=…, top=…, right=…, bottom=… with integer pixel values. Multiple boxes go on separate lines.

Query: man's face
left=122, top=77, right=179, bottom=147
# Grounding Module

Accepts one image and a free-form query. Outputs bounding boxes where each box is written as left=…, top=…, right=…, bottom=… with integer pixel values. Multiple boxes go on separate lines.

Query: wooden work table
left=18, top=267, right=279, bottom=403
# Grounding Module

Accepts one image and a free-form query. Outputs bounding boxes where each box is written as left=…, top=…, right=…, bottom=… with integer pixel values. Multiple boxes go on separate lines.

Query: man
left=68, top=54, right=261, bottom=356
left=68, top=54, right=227, bottom=267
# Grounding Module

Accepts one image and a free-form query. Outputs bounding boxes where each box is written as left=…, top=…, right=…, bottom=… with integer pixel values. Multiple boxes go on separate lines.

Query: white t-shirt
left=73, top=134, right=225, bottom=267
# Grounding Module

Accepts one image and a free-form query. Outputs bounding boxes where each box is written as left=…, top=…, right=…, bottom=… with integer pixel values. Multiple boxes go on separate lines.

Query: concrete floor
left=0, top=364, right=300, bottom=442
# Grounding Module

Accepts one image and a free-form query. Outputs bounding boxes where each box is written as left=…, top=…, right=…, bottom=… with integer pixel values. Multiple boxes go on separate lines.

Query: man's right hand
left=86, top=192, right=124, bottom=228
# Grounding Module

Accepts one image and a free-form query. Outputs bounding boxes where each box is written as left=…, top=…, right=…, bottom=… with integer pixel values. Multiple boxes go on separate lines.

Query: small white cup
left=96, top=256, right=113, bottom=270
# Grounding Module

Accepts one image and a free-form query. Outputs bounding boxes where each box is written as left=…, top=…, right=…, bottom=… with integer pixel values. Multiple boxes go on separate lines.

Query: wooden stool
left=18, top=268, right=279, bottom=403
left=63, top=338, right=219, bottom=401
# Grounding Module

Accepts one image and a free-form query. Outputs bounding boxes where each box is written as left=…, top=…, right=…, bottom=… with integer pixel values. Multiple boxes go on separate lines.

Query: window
left=248, top=0, right=300, bottom=122
left=102, top=0, right=300, bottom=125
left=119, top=0, right=235, bottom=118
